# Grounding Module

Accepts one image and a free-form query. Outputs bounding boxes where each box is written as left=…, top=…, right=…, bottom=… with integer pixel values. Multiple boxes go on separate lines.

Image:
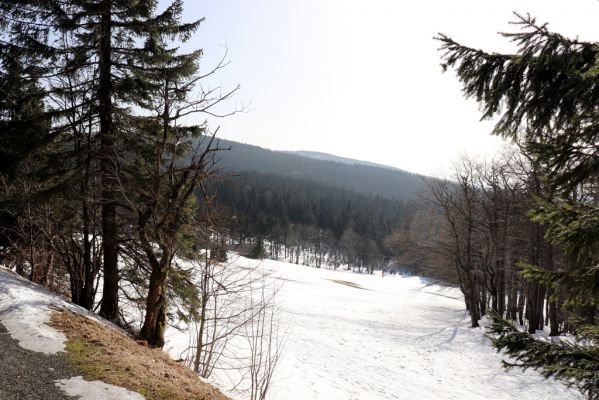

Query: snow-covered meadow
left=165, top=256, right=583, bottom=400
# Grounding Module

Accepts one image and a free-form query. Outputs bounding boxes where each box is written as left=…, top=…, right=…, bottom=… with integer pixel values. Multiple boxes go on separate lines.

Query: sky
left=164, top=0, right=599, bottom=177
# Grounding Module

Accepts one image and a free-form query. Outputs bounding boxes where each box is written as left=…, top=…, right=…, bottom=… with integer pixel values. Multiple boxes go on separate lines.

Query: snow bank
left=55, top=377, right=145, bottom=400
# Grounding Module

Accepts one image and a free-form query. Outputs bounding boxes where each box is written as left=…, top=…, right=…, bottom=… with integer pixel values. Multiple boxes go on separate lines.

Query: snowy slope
left=165, top=256, right=582, bottom=400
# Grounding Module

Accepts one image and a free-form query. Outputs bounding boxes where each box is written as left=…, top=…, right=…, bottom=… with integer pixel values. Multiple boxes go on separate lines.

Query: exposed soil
left=328, top=279, right=369, bottom=290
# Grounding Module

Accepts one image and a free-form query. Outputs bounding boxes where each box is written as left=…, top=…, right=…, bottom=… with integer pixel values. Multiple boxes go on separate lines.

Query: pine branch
left=488, top=310, right=599, bottom=399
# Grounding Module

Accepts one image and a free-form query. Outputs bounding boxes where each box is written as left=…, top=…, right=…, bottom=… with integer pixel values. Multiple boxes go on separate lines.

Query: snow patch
left=0, top=268, right=122, bottom=353
left=0, top=268, right=69, bottom=354
left=0, top=269, right=146, bottom=399
left=55, top=376, right=145, bottom=400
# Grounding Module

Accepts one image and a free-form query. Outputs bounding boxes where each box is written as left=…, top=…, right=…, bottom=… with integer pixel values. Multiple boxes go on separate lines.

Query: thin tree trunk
left=497, top=264, right=505, bottom=316
left=506, top=280, right=517, bottom=320
left=536, top=286, right=545, bottom=331
left=517, top=288, right=525, bottom=326
left=527, top=282, right=539, bottom=334
left=468, top=276, right=480, bottom=327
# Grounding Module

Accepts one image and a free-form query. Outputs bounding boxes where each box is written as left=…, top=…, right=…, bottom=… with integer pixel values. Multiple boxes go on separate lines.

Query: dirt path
left=0, top=322, right=76, bottom=400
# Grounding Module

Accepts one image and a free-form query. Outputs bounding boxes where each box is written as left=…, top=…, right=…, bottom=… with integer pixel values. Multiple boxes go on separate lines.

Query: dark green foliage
left=0, top=46, right=52, bottom=179
left=438, top=14, right=598, bottom=197
left=0, top=0, right=224, bottom=333
left=488, top=311, right=599, bottom=399
left=439, top=15, right=599, bottom=300
left=248, top=238, right=267, bottom=260
left=210, top=241, right=228, bottom=262
left=209, top=138, right=426, bottom=202
left=215, top=172, right=407, bottom=255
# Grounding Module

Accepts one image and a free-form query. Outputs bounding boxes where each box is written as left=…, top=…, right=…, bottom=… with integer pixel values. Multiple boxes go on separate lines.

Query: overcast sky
left=167, top=0, right=599, bottom=177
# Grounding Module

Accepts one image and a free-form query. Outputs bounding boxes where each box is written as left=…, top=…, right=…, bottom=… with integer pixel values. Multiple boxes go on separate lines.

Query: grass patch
left=64, top=339, right=104, bottom=380
left=50, top=309, right=228, bottom=400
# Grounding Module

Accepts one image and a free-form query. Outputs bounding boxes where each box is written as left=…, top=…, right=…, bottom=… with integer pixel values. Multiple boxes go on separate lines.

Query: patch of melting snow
left=55, top=376, right=145, bottom=400
left=0, top=268, right=120, bottom=354
left=0, top=268, right=69, bottom=354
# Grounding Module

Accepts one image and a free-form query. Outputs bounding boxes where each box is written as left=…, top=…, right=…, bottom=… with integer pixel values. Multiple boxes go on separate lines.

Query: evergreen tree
left=126, top=16, right=221, bottom=346
left=1, top=0, right=204, bottom=321
left=0, top=47, right=50, bottom=179
left=438, top=13, right=599, bottom=397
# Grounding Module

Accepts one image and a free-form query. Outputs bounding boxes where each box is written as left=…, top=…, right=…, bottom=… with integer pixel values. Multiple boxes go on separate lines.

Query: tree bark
left=467, top=276, right=480, bottom=327
left=527, top=282, right=539, bottom=334
left=497, top=264, right=505, bottom=316
left=139, top=259, right=169, bottom=348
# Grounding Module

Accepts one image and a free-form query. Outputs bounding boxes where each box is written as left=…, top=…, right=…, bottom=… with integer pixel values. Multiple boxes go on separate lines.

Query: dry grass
left=50, top=310, right=229, bottom=400
left=328, top=279, right=369, bottom=290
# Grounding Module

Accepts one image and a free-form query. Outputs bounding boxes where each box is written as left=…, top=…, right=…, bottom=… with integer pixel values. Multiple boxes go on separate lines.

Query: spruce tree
left=0, top=47, right=50, bottom=179
left=438, top=13, right=599, bottom=397
left=1, top=0, right=204, bottom=321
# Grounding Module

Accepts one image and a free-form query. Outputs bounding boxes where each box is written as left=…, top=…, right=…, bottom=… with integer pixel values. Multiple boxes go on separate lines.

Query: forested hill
left=204, top=138, right=435, bottom=269
left=211, top=138, right=426, bottom=201
left=288, top=150, right=403, bottom=171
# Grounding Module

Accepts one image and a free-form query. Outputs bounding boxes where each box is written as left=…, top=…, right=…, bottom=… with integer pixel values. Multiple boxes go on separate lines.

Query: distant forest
left=210, top=139, right=426, bottom=201
left=205, top=140, right=439, bottom=272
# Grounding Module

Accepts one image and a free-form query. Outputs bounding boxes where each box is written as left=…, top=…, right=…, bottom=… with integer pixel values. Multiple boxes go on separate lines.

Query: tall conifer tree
left=1, top=1, right=204, bottom=320
left=438, top=13, right=599, bottom=397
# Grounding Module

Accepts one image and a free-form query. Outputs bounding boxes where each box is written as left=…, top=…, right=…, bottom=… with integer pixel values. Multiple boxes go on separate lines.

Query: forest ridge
left=209, top=138, right=427, bottom=201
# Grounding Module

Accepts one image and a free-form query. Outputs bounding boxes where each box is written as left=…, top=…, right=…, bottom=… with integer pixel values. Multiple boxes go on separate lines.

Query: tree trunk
left=139, top=257, right=169, bottom=348
left=76, top=200, right=95, bottom=310
left=527, top=282, right=539, bottom=334
left=517, top=288, right=525, bottom=326
left=497, top=266, right=505, bottom=316
left=491, top=289, right=498, bottom=313
left=536, top=286, right=545, bottom=331
left=467, top=276, right=480, bottom=327
left=506, top=280, right=517, bottom=320
left=98, top=3, right=119, bottom=322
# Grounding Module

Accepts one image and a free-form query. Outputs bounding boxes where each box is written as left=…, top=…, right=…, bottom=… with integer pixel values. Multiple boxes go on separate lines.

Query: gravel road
left=0, top=323, right=76, bottom=400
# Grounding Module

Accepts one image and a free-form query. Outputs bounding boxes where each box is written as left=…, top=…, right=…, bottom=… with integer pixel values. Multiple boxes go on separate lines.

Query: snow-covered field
left=166, top=256, right=582, bottom=400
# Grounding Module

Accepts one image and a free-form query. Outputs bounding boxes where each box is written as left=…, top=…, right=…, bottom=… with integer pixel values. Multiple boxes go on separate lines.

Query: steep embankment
left=0, top=268, right=228, bottom=400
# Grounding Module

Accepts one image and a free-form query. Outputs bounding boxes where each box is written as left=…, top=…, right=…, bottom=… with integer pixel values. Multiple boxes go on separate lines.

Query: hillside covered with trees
left=194, top=139, right=435, bottom=273
left=208, top=138, right=427, bottom=201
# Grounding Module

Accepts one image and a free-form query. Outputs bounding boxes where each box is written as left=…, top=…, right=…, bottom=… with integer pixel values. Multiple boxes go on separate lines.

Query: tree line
left=203, top=137, right=427, bottom=202
left=428, top=151, right=566, bottom=332
left=212, top=171, right=431, bottom=272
